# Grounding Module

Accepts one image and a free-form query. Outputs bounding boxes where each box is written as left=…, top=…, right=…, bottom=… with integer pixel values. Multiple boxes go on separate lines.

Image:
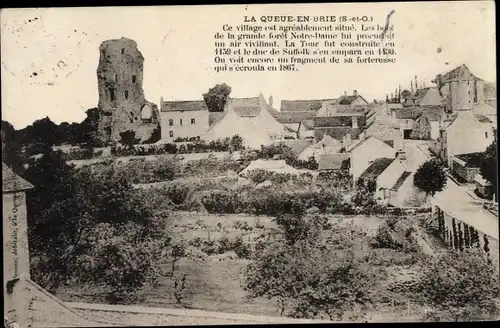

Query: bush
left=372, top=218, right=419, bottom=253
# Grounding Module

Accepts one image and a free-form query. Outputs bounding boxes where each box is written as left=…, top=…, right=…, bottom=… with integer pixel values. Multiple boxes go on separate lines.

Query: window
left=485, top=132, right=488, bottom=138
left=169, top=119, right=174, bottom=126
left=121, top=48, right=125, bottom=54
left=191, top=118, right=196, bottom=125
left=110, top=88, right=115, bottom=102
left=132, top=75, right=136, bottom=83
left=180, top=119, right=183, bottom=126
left=115, top=74, right=118, bottom=82
left=169, top=131, right=174, bottom=138
left=124, top=90, right=129, bottom=100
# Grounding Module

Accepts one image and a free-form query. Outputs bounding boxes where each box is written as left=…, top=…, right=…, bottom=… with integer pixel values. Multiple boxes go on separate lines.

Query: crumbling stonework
left=96, top=37, right=159, bottom=144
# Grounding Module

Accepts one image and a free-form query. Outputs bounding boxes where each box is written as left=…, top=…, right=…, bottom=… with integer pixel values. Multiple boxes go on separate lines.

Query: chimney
left=359, top=131, right=366, bottom=141
left=344, top=91, right=347, bottom=96
left=269, top=95, right=273, bottom=107
left=396, top=150, right=407, bottom=161
left=353, top=90, right=358, bottom=97
left=415, top=76, right=418, bottom=90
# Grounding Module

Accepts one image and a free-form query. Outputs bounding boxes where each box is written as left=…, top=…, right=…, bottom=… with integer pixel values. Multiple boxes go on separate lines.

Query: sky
left=1, top=2, right=496, bottom=129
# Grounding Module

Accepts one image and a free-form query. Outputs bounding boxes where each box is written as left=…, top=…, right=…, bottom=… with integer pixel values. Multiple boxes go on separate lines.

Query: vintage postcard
left=1, top=2, right=498, bottom=326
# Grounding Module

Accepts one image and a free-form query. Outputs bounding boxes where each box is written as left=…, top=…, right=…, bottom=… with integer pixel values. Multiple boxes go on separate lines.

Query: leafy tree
left=1, top=120, right=16, bottom=144
left=244, top=218, right=374, bottom=320
left=479, top=139, right=497, bottom=198
left=410, top=116, right=431, bottom=140
left=419, top=249, right=499, bottom=321
left=413, top=158, right=447, bottom=197
left=28, top=117, right=61, bottom=146
left=203, top=83, right=232, bottom=112
left=257, top=143, right=295, bottom=163
left=119, top=130, right=140, bottom=148
left=25, top=149, right=171, bottom=303
left=80, top=108, right=105, bottom=146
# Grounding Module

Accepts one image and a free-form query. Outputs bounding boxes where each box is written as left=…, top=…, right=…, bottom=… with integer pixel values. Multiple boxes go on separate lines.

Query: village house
left=433, top=64, right=485, bottom=112
left=358, top=150, right=426, bottom=207
left=317, top=152, right=350, bottom=172
left=437, top=110, right=495, bottom=166
left=159, top=98, right=209, bottom=142
left=314, top=105, right=375, bottom=141
left=297, top=134, right=343, bottom=161
left=202, top=94, right=290, bottom=149
left=404, top=87, right=443, bottom=108
left=348, top=135, right=397, bottom=182
left=336, top=90, right=369, bottom=106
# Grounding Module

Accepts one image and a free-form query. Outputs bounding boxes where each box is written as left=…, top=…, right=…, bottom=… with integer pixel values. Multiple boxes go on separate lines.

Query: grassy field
left=56, top=212, right=433, bottom=321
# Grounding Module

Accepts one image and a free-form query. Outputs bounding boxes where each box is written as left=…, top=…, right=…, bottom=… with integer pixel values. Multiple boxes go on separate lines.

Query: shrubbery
left=372, top=217, right=419, bottom=253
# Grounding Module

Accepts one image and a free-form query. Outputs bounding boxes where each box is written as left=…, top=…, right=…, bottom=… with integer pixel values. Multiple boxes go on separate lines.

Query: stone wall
left=451, top=157, right=480, bottom=182
left=96, top=38, right=159, bottom=144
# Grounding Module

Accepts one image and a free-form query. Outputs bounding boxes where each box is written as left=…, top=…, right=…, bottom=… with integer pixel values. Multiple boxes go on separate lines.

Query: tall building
left=96, top=37, right=159, bottom=143
left=433, top=64, right=485, bottom=112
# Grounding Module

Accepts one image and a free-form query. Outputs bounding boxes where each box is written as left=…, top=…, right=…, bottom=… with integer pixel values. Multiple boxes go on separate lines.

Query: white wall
left=160, top=110, right=209, bottom=141
left=350, top=138, right=396, bottom=181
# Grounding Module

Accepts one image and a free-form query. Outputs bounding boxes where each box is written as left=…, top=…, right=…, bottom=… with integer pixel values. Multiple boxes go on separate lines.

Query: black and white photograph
left=2, top=2, right=498, bottom=326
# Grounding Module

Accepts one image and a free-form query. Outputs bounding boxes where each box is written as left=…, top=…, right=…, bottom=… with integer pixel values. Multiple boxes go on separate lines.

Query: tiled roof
left=440, top=64, right=481, bottom=83
left=348, top=135, right=393, bottom=152
left=280, top=99, right=332, bottom=112
left=301, top=120, right=315, bottom=130
left=272, top=110, right=318, bottom=123
left=359, top=158, right=395, bottom=181
left=228, top=97, right=261, bottom=117
left=161, top=100, right=208, bottom=112
left=474, top=114, right=493, bottom=123
left=421, top=107, right=445, bottom=121
left=395, top=107, right=422, bottom=120
left=317, top=152, right=350, bottom=170
left=320, top=104, right=369, bottom=117
left=2, top=163, right=34, bottom=193
left=278, top=139, right=313, bottom=156
left=390, top=171, right=412, bottom=191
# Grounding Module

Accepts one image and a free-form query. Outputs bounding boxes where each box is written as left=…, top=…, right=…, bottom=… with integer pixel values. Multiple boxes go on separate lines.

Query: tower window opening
left=110, top=89, right=115, bottom=102
left=132, top=75, right=136, bottom=83
left=125, top=90, right=129, bottom=99
left=121, top=48, right=125, bottom=54
left=115, top=74, right=118, bottom=82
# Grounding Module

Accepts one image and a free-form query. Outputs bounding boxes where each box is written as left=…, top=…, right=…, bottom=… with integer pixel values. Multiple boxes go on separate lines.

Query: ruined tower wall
left=96, top=38, right=159, bottom=143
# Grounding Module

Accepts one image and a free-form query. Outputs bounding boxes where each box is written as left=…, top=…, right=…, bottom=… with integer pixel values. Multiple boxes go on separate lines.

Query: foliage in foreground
left=25, top=149, right=173, bottom=304
left=244, top=215, right=377, bottom=320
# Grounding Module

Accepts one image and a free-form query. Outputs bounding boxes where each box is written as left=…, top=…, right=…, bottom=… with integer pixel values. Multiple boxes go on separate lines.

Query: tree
left=244, top=218, right=374, bottom=320
left=410, top=116, right=431, bottom=140
left=25, top=149, right=171, bottom=303
left=1, top=120, right=16, bottom=144
left=119, top=130, right=140, bottom=148
left=479, top=139, right=497, bottom=198
left=413, top=158, right=447, bottom=197
left=419, top=249, right=499, bottom=321
left=203, top=83, right=232, bottom=112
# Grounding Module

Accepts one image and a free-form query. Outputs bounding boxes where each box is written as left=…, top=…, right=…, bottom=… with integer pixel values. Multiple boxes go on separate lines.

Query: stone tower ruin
left=96, top=37, right=159, bottom=143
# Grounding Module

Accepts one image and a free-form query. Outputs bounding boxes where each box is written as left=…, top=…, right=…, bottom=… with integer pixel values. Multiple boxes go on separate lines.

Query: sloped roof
left=280, top=99, right=332, bottom=112
left=412, top=88, right=430, bottom=103
left=472, top=103, right=496, bottom=116
left=390, top=171, right=412, bottom=191
left=349, top=135, right=394, bottom=153
left=359, top=158, right=395, bottom=181
left=161, top=100, right=208, bottom=112
left=456, top=152, right=484, bottom=167
left=317, top=153, right=350, bottom=170
left=440, top=64, right=481, bottom=83
left=227, top=97, right=261, bottom=117
left=301, top=120, right=315, bottom=130
left=337, top=94, right=368, bottom=105
left=316, top=134, right=341, bottom=149
left=2, top=163, right=34, bottom=193
left=278, top=139, right=313, bottom=156
left=474, top=114, right=493, bottom=123
left=320, top=104, right=368, bottom=117
left=395, top=107, right=422, bottom=120
left=421, top=107, right=445, bottom=121
left=272, top=110, right=318, bottom=123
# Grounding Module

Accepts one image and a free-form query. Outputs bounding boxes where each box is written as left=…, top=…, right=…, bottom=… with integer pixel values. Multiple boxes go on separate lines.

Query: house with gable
left=437, top=110, right=495, bottom=166
left=297, top=134, right=343, bottom=161
left=202, top=93, right=290, bottom=149
left=159, top=99, right=209, bottom=142
left=349, top=135, right=397, bottom=182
